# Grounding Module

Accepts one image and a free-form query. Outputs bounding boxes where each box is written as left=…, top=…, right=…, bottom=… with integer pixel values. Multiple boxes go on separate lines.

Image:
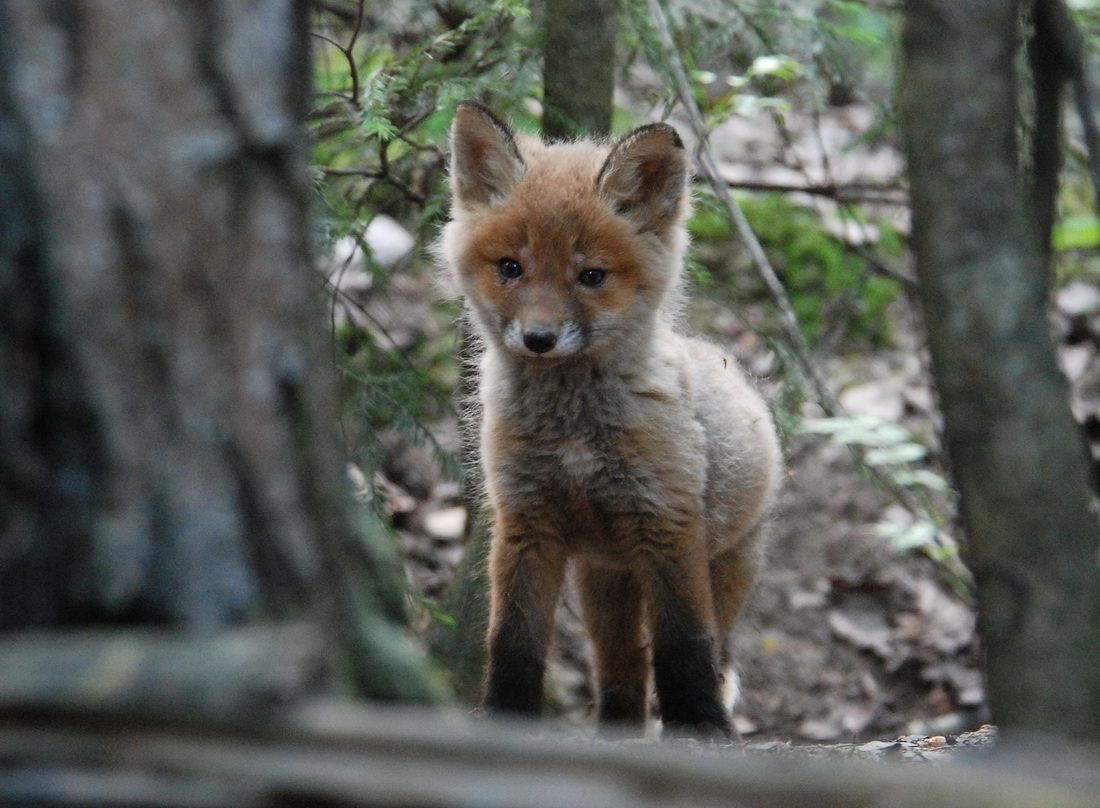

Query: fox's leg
left=482, top=513, right=567, bottom=716
left=708, top=531, right=764, bottom=709
left=643, top=532, right=733, bottom=740
left=577, top=560, right=649, bottom=734
left=710, top=529, right=765, bottom=663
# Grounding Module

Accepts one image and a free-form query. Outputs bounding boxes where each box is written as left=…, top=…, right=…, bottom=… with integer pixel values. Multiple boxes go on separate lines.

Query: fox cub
left=442, top=101, right=782, bottom=739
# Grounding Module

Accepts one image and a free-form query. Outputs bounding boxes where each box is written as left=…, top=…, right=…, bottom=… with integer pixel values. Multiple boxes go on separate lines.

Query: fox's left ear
left=596, top=123, right=688, bottom=233
left=450, top=101, right=526, bottom=210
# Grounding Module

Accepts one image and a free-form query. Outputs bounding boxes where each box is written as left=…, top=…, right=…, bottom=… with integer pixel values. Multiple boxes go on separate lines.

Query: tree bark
left=542, top=0, right=617, bottom=139
left=901, top=0, right=1100, bottom=741
left=0, top=0, right=437, bottom=705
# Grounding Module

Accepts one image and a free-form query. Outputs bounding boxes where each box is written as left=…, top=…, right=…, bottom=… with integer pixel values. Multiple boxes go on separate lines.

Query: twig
left=308, top=0, right=365, bottom=109
left=723, top=178, right=908, bottom=205
left=646, top=0, right=970, bottom=583
left=321, top=166, right=427, bottom=206
left=1034, top=0, right=1100, bottom=216
left=645, top=0, right=835, bottom=411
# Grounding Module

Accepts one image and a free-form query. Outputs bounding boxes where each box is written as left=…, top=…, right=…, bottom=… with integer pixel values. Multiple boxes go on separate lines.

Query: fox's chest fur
left=480, top=334, right=699, bottom=493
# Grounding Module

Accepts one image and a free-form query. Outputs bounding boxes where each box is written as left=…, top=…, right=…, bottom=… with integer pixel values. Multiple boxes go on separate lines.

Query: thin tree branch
left=646, top=0, right=969, bottom=583
left=1035, top=0, right=1100, bottom=215
left=646, top=0, right=833, bottom=408
left=723, top=178, right=908, bottom=205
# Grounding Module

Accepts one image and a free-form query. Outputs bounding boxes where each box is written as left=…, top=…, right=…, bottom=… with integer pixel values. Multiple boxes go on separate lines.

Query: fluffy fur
left=442, top=101, right=782, bottom=739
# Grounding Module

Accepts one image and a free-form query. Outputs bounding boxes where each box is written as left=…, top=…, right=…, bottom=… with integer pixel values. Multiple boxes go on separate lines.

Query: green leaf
left=360, top=112, right=398, bottom=141
left=891, top=468, right=951, bottom=492
left=798, top=415, right=910, bottom=447
left=746, top=55, right=804, bottom=82
left=864, top=442, right=928, bottom=466
left=1053, top=214, right=1100, bottom=250
left=872, top=519, right=938, bottom=552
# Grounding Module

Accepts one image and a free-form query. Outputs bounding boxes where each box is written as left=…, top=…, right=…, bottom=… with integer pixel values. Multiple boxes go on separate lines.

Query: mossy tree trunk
left=901, top=0, right=1100, bottom=742
left=542, top=0, right=617, bottom=139
left=0, top=0, right=437, bottom=711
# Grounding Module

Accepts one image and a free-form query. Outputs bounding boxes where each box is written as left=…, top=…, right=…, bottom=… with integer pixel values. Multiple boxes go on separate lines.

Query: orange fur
left=442, top=101, right=782, bottom=740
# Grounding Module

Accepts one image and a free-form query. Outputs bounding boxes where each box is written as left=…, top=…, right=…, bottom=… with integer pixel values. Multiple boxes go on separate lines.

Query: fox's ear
left=596, top=123, right=688, bottom=232
left=450, top=101, right=526, bottom=209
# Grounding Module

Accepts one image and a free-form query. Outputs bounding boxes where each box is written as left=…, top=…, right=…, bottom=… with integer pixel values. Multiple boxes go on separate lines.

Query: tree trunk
left=901, top=0, right=1100, bottom=742
left=0, top=0, right=437, bottom=706
left=542, top=0, right=617, bottom=139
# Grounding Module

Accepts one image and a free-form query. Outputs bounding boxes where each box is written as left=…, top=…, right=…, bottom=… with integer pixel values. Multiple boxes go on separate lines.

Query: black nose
left=523, top=328, right=557, bottom=354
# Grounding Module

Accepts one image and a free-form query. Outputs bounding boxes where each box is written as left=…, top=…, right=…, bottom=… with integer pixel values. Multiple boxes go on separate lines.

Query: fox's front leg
left=577, top=561, right=649, bottom=734
left=482, top=511, right=567, bottom=716
left=643, top=529, right=733, bottom=740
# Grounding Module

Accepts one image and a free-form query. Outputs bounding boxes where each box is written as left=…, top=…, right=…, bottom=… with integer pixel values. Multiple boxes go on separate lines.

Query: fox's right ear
left=596, top=123, right=688, bottom=233
left=450, top=101, right=526, bottom=209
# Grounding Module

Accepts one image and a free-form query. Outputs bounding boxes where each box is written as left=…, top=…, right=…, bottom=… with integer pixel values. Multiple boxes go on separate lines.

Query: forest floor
left=334, top=102, right=1100, bottom=750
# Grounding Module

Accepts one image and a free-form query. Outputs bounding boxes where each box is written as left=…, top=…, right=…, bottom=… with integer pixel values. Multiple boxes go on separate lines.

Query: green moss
left=740, top=193, right=901, bottom=348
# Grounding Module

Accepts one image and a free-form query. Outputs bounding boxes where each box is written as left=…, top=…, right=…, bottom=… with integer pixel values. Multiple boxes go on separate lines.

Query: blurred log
left=0, top=626, right=330, bottom=722
left=2, top=701, right=1099, bottom=808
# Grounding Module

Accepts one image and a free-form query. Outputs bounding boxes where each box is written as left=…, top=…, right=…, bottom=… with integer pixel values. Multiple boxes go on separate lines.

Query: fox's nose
left=523, top=328, right=557, bottom=354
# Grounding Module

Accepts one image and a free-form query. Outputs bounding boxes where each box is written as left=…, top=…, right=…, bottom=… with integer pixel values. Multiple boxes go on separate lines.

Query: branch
left=645, top=0, right=832, bottom=407
left=723, top=178, right=908, bottom=206
left=646, top=0, right=969, bottom=582
left=320, top=165, right=428, bottom=205
left=1035, top=0, right=1100, bottom=214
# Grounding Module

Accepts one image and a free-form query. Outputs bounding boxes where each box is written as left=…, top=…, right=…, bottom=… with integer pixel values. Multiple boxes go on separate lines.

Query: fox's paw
left=661, top=716, right=740, bottom=744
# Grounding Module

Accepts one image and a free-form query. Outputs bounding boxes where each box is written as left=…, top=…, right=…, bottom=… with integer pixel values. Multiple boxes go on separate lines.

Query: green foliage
left=799, top=415, right=965, bottom=584
left=311, top=1, right=541, bottom=231
left=334, top=312, right=462, bottom=498
left=738, top=194, right=901, bottom=347
left=1050, top=148, right=1100, bottom=283
left=1053, top=213, right=1100, bottom=250
left=310, top=2, right=546, bottom=507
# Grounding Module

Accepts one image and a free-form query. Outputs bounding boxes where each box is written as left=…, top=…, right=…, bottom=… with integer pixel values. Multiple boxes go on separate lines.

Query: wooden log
left=1, top=697, right=1098, bottom=808
left=0, top=625, right=332, bottom=721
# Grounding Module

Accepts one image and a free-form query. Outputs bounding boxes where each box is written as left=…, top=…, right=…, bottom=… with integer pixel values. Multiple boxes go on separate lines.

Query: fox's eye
left=578, top=268, right=607, bottom=288
left=498, top=258, right=523, bottom=281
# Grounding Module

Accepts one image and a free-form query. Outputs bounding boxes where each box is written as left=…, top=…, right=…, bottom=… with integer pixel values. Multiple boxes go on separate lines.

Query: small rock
left=366, top=214, right=415, bottom=269
left=424, top=506, right=467, bottom=541
left=1056, top=280, right=1100, bottom=317
left=858, top=740, right=900, bottom=753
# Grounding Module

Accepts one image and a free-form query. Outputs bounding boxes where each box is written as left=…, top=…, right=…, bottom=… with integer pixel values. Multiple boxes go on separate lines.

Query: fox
left=441, top=101, right=782, bottom=740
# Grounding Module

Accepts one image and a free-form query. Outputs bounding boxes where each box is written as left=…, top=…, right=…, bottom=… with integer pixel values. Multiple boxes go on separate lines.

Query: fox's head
left=442, top=101, right=689, bottom=363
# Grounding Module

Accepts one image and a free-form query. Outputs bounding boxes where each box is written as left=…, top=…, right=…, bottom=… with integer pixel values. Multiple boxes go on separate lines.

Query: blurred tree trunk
left=901, top=0, right=1100, bottom=742
left=0, top=0, right=437, bottom=710
left=542, top=0, right=616, bottom=139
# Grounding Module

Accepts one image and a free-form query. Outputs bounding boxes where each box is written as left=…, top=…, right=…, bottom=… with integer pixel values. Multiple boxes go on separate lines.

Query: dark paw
left=661, top=717, right=740, bottom=744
